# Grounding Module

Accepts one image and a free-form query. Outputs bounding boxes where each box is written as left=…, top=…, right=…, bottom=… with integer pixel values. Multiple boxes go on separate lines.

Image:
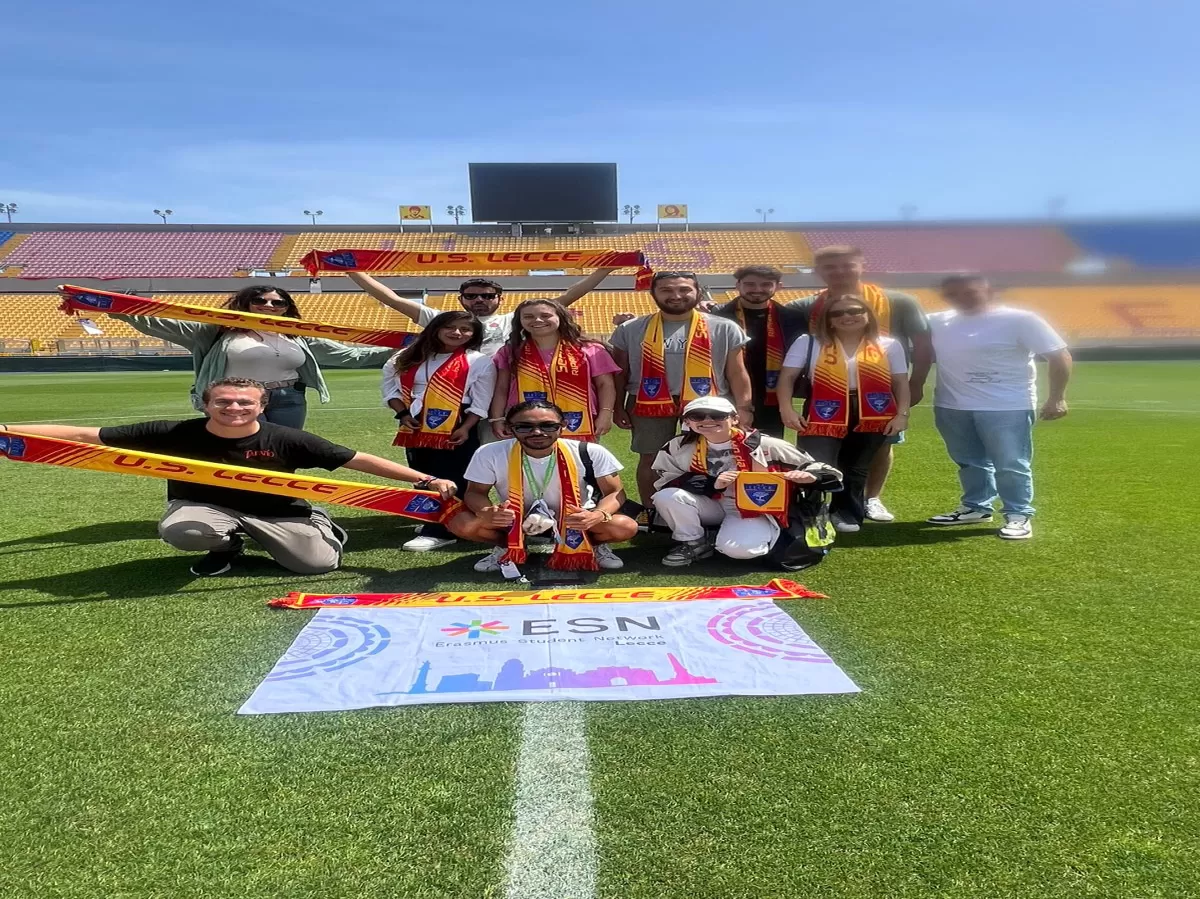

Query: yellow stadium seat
left=3, top=282, right=1198, bottom=351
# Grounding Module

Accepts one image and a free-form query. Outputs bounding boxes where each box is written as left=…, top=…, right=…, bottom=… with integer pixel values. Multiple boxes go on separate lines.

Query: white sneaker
left=926, top=505, right=994, bottom=526
left=832, top=512, right=860, bottom=534
left=998, top=515, right=1033, bottom=540
left=473, top=546, right=506, bottom=572
left=593, top=544, right=624, bottom=570
left=864, top=498, right=895, bottom=522
left=402, top=534, right=458, bottom=552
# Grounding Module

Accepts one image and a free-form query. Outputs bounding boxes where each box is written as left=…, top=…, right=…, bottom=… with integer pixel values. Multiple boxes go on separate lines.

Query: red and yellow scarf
left=633, top=313, right=716, bottom=418
left=736, top=301, right=783, bottom=405
left=688, top=429, right=790, bottom=525
left=0, top=430, right=460, bottom=523
left=500, top=441, right=597, bottom=571
left=688, top=427, right=756, bottom=477
left=515, top=340, right=594, bottom=440
left=59, top=285, right=411, bottom=348
left=803, top=339, right=897, bottom=438
left=808, top=283, right=892, bottom=335
left=302, top=248, right=654, bottom=289
left=393, top=350, right=471, bottom=449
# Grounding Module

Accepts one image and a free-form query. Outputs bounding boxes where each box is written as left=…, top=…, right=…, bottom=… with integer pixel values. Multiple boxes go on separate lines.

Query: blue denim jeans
left=261, top=386, right=308, bottom=429
left=934, top=407, right=1036, bottom=516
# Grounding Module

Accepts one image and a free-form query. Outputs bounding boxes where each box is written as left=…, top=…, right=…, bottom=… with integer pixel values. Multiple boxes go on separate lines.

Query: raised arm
left=306, top=338, right=396, bottom=368
left=724, top=347, right=754, bottom=428
left=1040, top=348, right=1073, bottom=420
left=346, top=271, right=432, bottom=325
left=0, top=423, right=103, bottom=443
left=110, top=314, right=212, bottom=348
left=557, top=267, right=618, bottom=308
left=340, top=452, right=457, bottom=499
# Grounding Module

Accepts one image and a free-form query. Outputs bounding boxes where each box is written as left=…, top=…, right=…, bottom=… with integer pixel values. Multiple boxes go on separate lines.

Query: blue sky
left=4, top=0, right=1197, bottom=225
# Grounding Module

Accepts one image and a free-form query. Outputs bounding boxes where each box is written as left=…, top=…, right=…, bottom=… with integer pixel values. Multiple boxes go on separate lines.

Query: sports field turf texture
left=1, top=363, right=1197, bottom=899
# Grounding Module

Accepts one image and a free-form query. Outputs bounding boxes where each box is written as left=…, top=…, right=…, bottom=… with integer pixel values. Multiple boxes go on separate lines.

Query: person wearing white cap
left=650, top=397, right=836, bottom=566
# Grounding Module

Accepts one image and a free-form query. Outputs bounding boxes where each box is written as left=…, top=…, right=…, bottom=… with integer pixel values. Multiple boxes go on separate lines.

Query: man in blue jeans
left=926, top=274, right=1072, bottom=540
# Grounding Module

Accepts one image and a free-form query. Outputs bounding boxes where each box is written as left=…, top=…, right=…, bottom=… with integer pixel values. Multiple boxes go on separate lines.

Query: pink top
left=494, top=341, right=621, bottom=413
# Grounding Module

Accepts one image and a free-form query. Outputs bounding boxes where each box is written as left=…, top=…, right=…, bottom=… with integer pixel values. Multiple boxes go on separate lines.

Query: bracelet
left=599, top=509, right=613, bottom=522
left=488, top=417, right=506, bottom=423
left=414, top=477, right=435, bottom=490
left=599, top=407, right=614, bottom=412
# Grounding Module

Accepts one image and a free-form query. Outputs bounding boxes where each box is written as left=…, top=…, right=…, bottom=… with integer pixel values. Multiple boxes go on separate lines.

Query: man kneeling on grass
left=0, top=377, right=456, bottom=577
left=447, top=400, right=639, bottom=574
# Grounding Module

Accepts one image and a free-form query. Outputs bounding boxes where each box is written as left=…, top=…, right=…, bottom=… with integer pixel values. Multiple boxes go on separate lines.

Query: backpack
left=766, top=465, right=842, bottom=571
left=578, top=441, right=642, bottom=519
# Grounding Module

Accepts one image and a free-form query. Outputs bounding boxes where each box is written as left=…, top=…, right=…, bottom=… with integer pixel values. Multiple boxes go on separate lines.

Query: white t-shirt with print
left=464, top=438, right=623, bottom=512
left=783, top=335, right=909, bottom=383
left=929, top=306, right=1067, bottom=411
left=416, top=305, right=513, bottom=357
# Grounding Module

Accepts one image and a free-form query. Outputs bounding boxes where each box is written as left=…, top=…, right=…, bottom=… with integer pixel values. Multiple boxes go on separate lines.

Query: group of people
left=2, top=245, right=1072, bottom=578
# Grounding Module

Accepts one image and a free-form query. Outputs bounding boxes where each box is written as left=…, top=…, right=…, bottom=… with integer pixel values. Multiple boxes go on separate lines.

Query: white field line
left=505, top=701, right=597, bottom=899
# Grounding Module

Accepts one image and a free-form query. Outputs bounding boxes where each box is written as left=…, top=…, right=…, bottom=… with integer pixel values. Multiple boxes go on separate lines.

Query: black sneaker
left=189, top=534, right=244, bottom=577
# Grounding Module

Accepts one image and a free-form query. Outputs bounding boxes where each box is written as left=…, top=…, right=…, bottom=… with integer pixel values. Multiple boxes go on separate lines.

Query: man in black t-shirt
left=709, top=265, right=808, bottom=438
left=3, top=377, right=457, bottom=577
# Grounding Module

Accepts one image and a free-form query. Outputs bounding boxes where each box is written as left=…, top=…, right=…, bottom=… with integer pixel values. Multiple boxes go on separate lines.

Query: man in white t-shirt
left=926, top=274, right=1072, bottom=540
left=448, top=400, right=639, bottom=573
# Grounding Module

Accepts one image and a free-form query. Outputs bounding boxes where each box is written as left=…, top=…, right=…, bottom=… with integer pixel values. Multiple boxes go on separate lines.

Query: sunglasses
left=251, top=298, right=290, bottom=308
left=829, top=307, right=868, bottom=318
left=462, top=292, right=498, bottom=300
left=511, top=422, right=563, bottom=435
left=683, top=411, right=731, bottom=422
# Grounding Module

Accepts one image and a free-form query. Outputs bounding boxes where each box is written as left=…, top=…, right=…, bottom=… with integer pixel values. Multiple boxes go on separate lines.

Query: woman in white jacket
left=651, top=396, right=836, bottom=567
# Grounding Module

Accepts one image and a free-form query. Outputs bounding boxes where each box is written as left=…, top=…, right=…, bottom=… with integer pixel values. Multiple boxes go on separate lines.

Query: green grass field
left=2, top=363, right=1198, bottom=899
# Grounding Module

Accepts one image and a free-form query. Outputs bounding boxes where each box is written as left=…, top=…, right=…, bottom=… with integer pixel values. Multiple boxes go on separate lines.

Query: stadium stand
left=710, top=285, right=1200, bottom=344
left=273, top=229, right=811, bottom=276
left=0, top=231, right=15, bottom=255
left=3, top=281, right=1199, bottom=354
left=1063, top=222, right=1200, bottom=269
left=555, top=230, right=811, bottom=274
left=278, top=231, right=546, bottom=276
left=0, top=231, right=284, bottom=278
left=799, top=227, right=1079, bottom=273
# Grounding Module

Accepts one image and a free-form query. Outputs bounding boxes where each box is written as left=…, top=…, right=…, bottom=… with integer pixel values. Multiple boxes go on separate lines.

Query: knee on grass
left=159, top=520, right=235, bottom=552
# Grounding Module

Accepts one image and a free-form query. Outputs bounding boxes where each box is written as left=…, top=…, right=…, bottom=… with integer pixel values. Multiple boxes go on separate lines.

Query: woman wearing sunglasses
left=113, top=285, right=393, bottom=427
left=651, top=396, right=830, bottom=567
left=489, top=299, right=620, bottom=442
left=775, top=294, right=910, bottom=532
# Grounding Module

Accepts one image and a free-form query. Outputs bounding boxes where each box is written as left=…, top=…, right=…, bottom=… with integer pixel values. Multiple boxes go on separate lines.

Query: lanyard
left=522, top=453, right=556, bottom=500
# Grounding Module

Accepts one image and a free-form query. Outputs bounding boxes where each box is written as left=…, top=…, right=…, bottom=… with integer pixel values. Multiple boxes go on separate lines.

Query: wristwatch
left=414, top=477, right=435, bottom=490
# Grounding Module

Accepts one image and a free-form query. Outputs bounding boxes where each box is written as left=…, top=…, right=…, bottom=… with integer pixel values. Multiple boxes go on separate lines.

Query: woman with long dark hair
left=488, top=298, right=619, bottom=441
left=381, top=310, right=496, bottom=552
left=113, top=285, right=393, bottom=427
left=775, top=294, right=910, bottom=532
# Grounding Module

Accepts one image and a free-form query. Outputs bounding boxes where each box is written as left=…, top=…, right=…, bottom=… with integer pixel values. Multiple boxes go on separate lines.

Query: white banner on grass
left=239, top=600, right=860, bottom=714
